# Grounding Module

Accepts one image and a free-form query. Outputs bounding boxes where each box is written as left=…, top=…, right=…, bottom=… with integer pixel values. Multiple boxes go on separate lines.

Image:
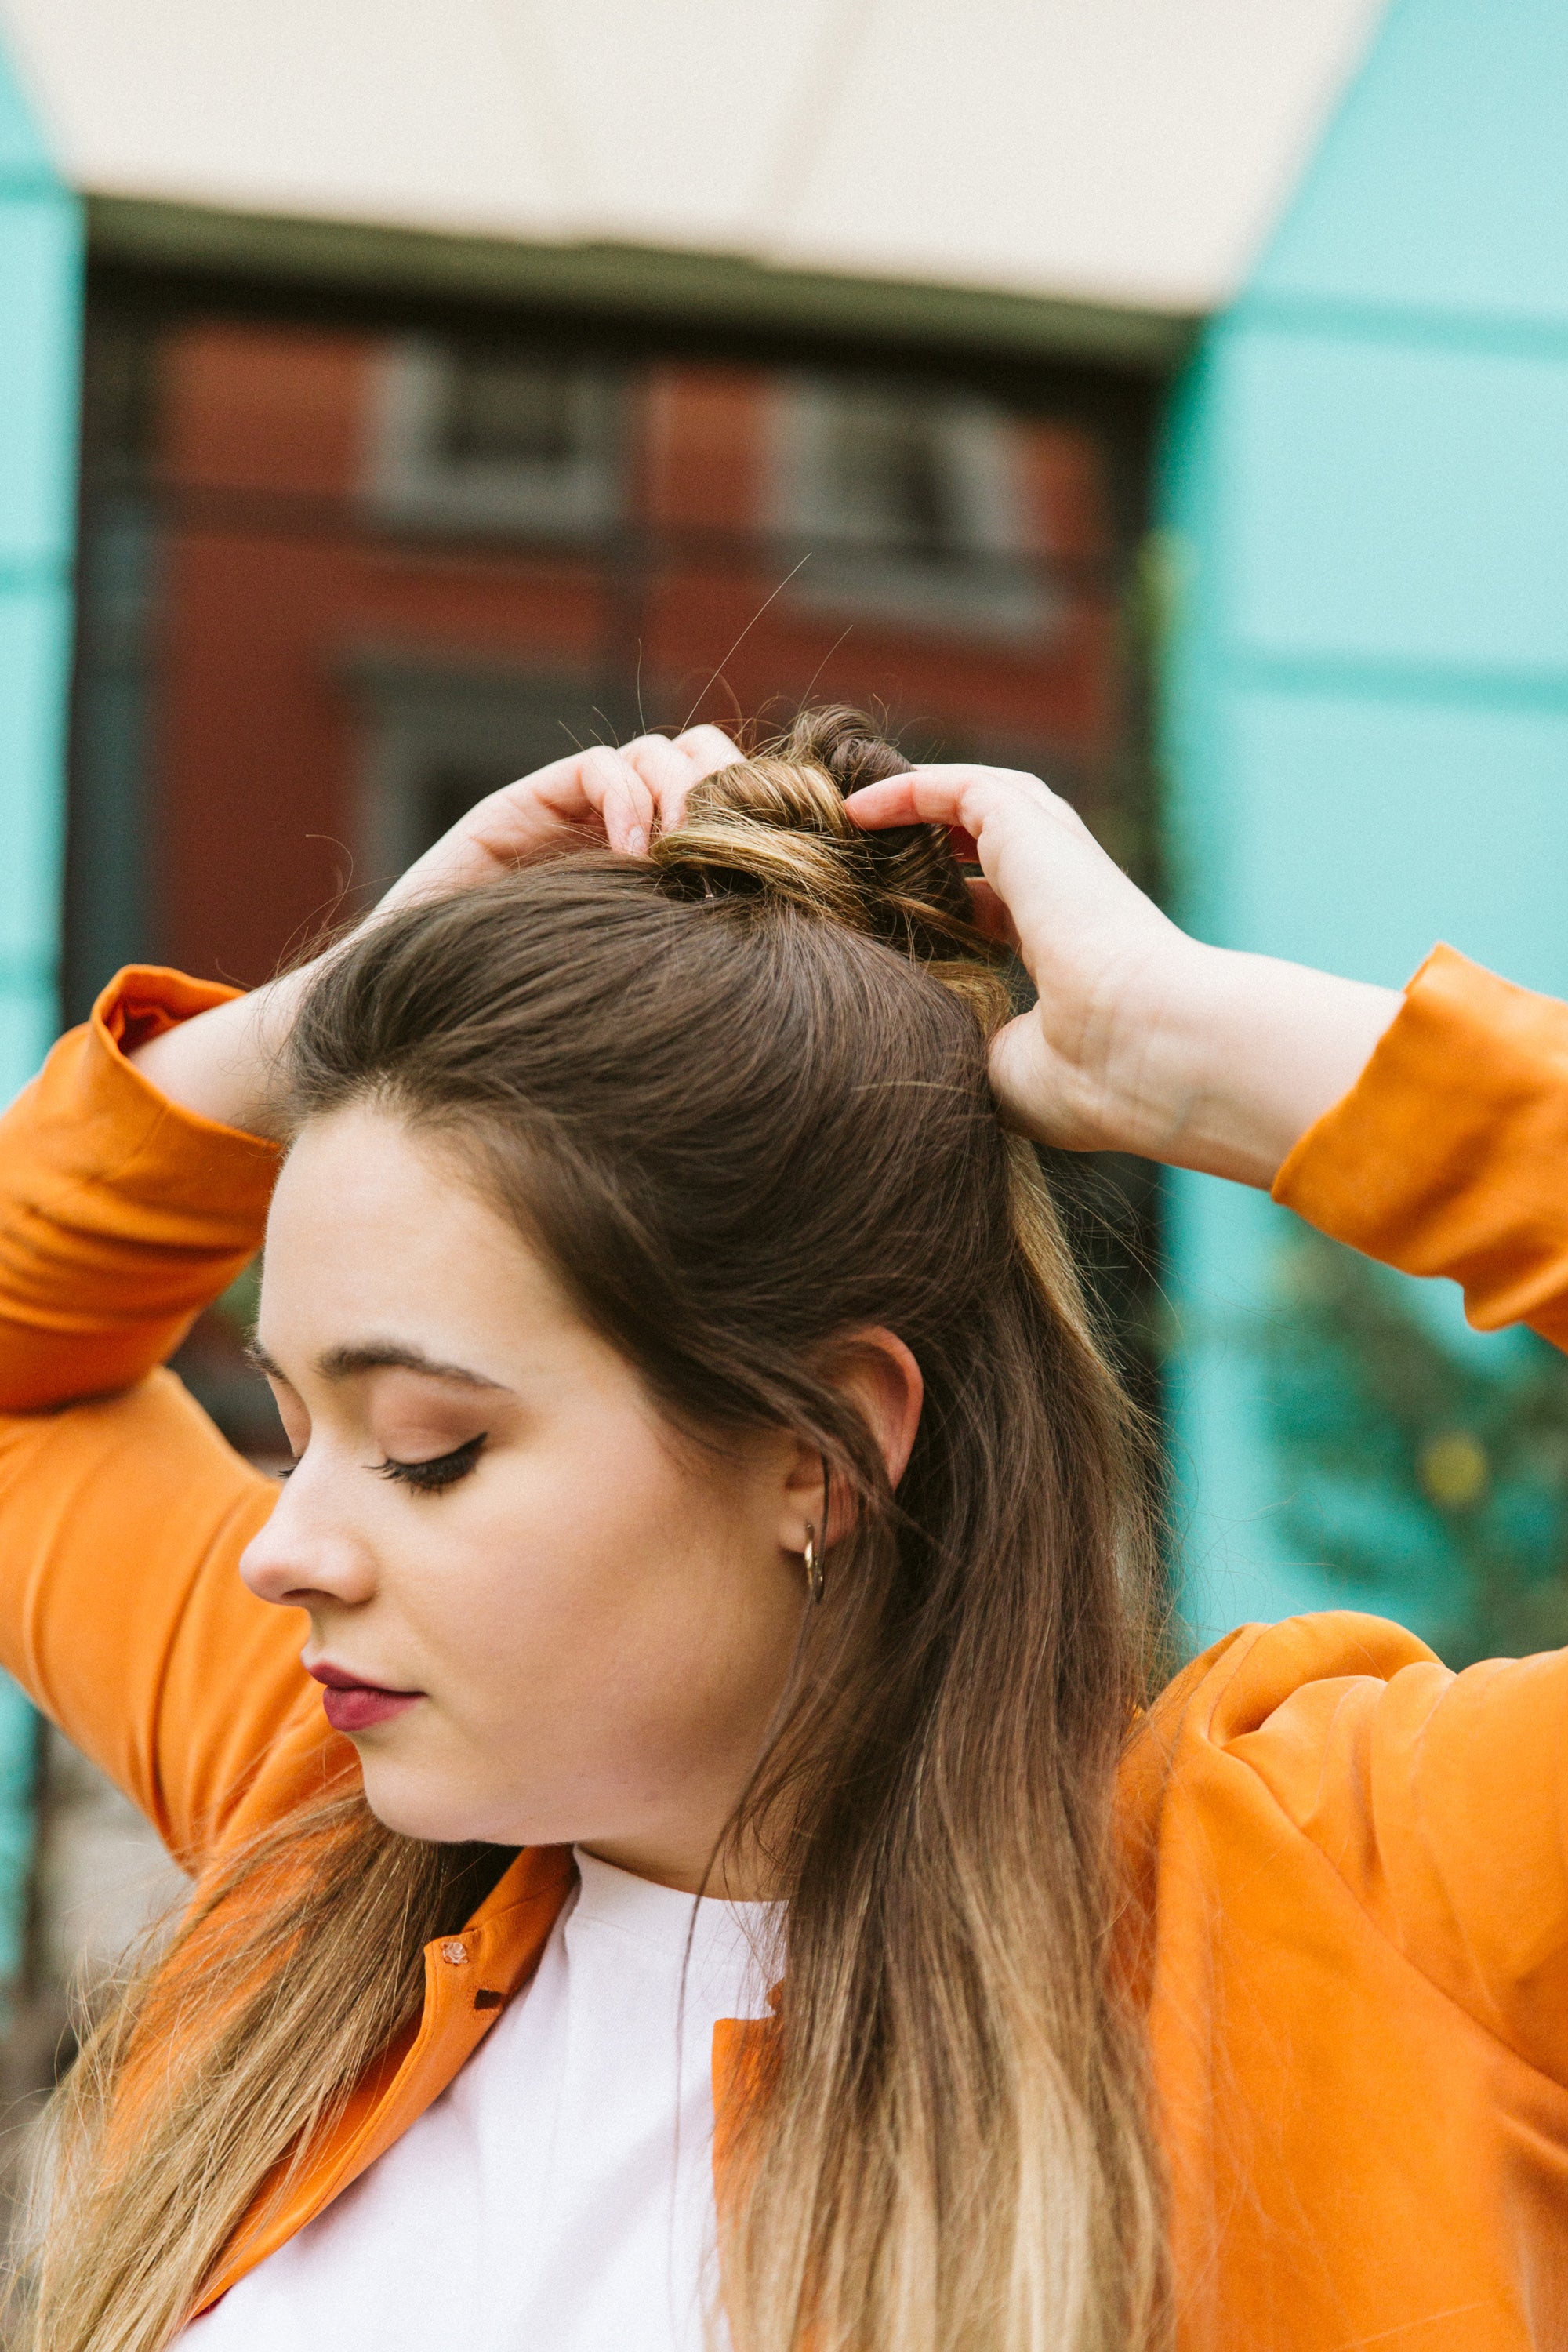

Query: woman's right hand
left=375, top=727, right=737, bottom=915
left=126, top=729, right=739, bottom=1139
left=845, top=762, right=1402, bottom=1190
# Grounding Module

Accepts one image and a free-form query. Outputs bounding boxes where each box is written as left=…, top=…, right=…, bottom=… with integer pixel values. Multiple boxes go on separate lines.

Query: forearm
left=125, top=961, right=318, bottom=1142
left=1109, top=943, right=1403, bottom=1189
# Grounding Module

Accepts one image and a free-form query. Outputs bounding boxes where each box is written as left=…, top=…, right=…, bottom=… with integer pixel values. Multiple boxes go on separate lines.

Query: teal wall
left=0, top=42, right=82, bottom=1979
left=1160, top=0, right=1568, bottom=1643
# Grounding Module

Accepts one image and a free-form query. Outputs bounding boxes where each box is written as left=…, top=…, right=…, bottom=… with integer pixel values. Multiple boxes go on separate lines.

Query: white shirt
left=183, top=1849, right=782, bottom=2350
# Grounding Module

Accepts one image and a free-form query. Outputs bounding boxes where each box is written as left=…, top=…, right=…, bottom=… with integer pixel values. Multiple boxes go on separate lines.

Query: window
left=366, top=340, right=623, bottom=536
left=772, top=376, right=1062, bottom=641
left=344, top=651, right=630, bottom=884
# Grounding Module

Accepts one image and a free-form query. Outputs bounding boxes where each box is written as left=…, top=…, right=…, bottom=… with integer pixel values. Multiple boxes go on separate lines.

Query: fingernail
left=627, top=826, right=647, bottom=857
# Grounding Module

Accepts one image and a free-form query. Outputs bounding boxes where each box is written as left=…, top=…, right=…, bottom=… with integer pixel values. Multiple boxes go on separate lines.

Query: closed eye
left=373, top=1434, right=488, bottom=1496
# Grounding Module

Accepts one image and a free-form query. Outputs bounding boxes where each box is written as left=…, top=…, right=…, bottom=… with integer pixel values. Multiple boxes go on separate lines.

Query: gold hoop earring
left=804, top=1524, right=825, bottom=1606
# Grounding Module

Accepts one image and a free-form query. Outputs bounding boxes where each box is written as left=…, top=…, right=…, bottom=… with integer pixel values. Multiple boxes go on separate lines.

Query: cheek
left=390, top=1404, right=680, bottom=1651
left=408, top=1413, right=789, bottom=1731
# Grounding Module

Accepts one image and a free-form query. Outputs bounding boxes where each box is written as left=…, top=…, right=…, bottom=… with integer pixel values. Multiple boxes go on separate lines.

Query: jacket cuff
left=73, top=966, right=284, bottom=1235
left=96, top=963, right=245, bottom=1056
left=16, top=964, right=281, bottom=1282
left=1272, top=944, right=1568, bottom=1338
left=0, top=969, right=282, bottom=1410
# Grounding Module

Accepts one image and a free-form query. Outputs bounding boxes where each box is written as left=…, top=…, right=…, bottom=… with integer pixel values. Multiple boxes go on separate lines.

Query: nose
left=240, top=1458, right=379, bottom=1612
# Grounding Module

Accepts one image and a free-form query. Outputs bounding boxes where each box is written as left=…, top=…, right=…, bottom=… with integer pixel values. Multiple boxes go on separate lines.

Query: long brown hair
left=19, top=710, right=1167, bottom=2351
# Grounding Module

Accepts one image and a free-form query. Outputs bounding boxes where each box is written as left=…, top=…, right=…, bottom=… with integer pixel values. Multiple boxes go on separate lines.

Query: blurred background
left=2, top=0, right=1567, bottom=2191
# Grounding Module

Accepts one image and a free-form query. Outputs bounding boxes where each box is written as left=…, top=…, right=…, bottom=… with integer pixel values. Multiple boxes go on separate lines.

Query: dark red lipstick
left=307, top=1660, right=423, bottom=1733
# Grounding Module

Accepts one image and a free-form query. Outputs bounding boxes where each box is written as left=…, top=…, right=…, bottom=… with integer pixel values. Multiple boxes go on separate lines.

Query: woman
left=0, top=710, right=1563, bottom=2352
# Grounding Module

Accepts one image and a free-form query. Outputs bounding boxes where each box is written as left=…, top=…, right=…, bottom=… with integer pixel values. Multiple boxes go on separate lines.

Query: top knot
left=649, top=708, right=1004, bottom=1000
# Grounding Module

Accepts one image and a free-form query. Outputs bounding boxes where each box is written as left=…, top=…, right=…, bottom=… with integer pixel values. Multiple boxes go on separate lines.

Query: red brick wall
left=151, top=323, right=1124, bottom=987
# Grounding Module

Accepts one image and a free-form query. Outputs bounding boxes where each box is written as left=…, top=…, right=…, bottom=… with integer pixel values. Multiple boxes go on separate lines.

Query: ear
left=779, top=1327, right=924, bottom=1553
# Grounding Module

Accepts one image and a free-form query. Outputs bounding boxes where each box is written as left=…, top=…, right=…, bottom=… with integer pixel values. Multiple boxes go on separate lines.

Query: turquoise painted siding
left=1160, top=0, right=1568, bottom=1643
left=0, top=42, right=82, bottom=1980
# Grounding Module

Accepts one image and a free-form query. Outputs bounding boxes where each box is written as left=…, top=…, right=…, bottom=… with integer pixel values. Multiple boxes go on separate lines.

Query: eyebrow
left=245, top=1337, right=513, bottom=1393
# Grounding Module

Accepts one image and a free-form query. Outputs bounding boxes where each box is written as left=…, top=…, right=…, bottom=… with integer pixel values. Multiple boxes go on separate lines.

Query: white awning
left=1, top=0, right=1388, bottom=316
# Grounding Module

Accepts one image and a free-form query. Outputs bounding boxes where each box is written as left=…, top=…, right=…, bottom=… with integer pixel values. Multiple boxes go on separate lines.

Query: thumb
left=987, top=1013, right=1046, bottom=1134
left=987, top=1011, right=1105, bottom=1156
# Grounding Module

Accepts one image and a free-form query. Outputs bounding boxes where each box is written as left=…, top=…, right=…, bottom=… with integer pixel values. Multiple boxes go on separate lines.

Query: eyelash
left=373, top=1434, right=488, bottom=1496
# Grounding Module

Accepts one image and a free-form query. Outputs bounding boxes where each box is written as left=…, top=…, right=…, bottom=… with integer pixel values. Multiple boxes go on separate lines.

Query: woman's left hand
left=846, top=762, right=1400, bottom=1188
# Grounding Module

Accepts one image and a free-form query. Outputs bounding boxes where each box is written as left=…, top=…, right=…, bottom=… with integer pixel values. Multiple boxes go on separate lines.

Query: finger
left=618, top=734, right=704, bottom=837
left=843, top=768, right=985, bottom=834
left=670, top=724, right=739, bottom=779
left=481, top=744, right=649, bottom=843
left=575, top=746, right=657, bottom=855
left=844, top=762, right=1051, bottom=829
left=661, top=724, right=741, bottom=831
left=842, top=775, right=931, bottom=829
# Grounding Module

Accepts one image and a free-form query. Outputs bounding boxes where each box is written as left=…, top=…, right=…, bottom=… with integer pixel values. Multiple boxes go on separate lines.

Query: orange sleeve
left=0, top=968, right=322, bottom=1864
left=1265, top=959, right=1568, bottom=2072
left=1274, top=943, right=1568, bottom=1348
left=0, top=966, right=281, bottom=1410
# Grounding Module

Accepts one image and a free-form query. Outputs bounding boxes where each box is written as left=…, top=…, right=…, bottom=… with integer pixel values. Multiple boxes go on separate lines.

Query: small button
left=440, top=1939, right=468, bottom=1965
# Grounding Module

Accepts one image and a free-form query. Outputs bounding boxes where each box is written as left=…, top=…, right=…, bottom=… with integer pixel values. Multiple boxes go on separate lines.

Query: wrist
left=1054, top=932, right=1228, bottom=1166
left=1123, top=944, right=1401, bottom=1187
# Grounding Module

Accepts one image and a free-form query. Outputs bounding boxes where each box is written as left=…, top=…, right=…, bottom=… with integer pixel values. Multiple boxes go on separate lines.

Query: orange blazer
left=1, top=945, right=1565, bottom=2345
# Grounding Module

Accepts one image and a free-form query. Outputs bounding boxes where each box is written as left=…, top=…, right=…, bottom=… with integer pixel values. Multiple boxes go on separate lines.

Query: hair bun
left=650, top=706, right=1002, bottom=988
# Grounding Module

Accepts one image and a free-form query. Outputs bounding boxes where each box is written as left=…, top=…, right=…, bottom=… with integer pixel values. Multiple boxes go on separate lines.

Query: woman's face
left=241, top=1103, right=826, bottom=1893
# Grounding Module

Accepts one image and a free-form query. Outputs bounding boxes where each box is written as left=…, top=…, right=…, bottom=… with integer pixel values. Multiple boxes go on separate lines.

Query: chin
left=357, top=1759, right=503, bottom=1846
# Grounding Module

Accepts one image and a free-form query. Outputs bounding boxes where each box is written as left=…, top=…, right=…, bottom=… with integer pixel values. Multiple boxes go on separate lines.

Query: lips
left=307, top=1660, right=423, bottom=1735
